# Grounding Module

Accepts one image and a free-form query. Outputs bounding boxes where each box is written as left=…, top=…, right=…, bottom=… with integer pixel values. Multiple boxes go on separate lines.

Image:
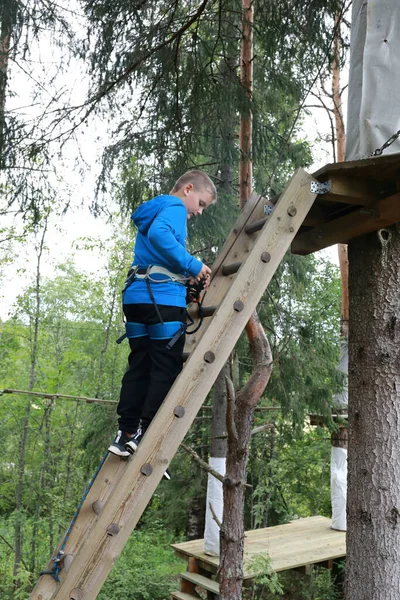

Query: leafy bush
left=98, top=526, right=185, bottom=600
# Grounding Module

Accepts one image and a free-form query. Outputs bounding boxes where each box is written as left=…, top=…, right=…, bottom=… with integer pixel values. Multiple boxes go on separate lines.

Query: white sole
left=108, top=444, right=130, bottom=458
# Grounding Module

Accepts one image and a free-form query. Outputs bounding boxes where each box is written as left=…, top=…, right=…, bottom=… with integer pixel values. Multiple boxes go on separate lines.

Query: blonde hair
left=171, top=169, right=217, bottom=203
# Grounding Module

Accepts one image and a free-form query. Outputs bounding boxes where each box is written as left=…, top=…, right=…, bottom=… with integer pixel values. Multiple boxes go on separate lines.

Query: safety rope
left=371, top=130, right=400, bottom=157
left=39, top=451, right=108, bottom=581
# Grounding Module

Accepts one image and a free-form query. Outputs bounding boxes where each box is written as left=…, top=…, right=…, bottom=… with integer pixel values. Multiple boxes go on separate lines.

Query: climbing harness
left=117, top=266, right=207, bottom=347
left=39, top=452, right=108, bottom=581
left=371, top=130, right=400, bottom=156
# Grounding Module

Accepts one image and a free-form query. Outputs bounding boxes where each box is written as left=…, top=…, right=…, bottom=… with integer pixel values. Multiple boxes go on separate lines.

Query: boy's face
left=181, top=183, right=214, bottom=219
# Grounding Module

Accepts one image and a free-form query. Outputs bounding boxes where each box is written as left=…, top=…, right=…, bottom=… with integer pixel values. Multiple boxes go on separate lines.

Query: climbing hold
left=261, top=252, right=271, bottom=263
left=92, top=500, right=104, bottom=515
left=140, top=463, right=153, bottom=476
left=233, top=300, right=244, bottom=312
left=204, top=351, right=216, bottom=364
left=63, top=554, right=73, bottom=572
left=174, top=406, right=185, bottom=418
left=106, top=523, right=120, bottom=536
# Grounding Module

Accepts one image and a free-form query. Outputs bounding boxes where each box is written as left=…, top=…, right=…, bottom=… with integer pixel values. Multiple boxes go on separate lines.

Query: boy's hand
left=191, top=264, right=211, bottom=288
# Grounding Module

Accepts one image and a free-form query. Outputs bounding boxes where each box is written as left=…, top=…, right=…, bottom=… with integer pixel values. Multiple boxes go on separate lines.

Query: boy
left=108, top=170, right=216, bottom=466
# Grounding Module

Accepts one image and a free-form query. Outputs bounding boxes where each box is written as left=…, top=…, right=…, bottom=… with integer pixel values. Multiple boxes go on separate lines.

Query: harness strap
left=148, top=321, right=185, bottom=340
left=125, top=322, right=148, bottom=338
left=123, top=321, right=185, bottom=341
left=145, top=277, right=164, bottom=325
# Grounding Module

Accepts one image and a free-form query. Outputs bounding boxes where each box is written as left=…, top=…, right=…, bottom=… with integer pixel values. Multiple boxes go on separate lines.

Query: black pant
left=117, top=303, right=186, bottom=433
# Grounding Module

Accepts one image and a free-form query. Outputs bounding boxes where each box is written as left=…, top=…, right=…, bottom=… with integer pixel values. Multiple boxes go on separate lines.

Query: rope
left=39, top=451, right=108, bottom=581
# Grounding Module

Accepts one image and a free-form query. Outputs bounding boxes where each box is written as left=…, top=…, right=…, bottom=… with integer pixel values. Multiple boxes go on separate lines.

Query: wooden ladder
left=30, top=168, right=317, bottom=600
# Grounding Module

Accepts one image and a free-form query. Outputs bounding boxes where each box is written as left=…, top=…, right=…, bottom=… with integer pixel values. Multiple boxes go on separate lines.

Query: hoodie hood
left=132, top=194, right=186, bottom=234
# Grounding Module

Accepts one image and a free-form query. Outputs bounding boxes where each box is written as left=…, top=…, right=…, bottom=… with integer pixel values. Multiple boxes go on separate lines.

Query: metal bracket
left=310, top=180, right=331, bottom=195
left=264, top=204, right=273, bottom=215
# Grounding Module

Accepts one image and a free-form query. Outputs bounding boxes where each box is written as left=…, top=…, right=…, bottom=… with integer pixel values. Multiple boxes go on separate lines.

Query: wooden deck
left=292, top=152, right=400, bottom=254
left=171, top=516, right=346, bottom=579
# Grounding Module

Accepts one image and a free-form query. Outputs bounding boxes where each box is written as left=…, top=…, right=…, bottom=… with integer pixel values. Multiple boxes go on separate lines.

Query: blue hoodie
left=123, top=194, right=203, bottom=307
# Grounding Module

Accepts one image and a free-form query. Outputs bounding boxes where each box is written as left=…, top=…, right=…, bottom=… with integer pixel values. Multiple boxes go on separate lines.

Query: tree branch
left=180, top=442, right=251, bottom=488
left=225, top=373, right=238, bottom=443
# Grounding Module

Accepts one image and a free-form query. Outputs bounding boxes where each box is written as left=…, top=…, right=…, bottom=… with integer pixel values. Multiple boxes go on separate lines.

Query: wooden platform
left=292, top=152, right=400, bottom=254
left=171, top=516, right=346, bottom=579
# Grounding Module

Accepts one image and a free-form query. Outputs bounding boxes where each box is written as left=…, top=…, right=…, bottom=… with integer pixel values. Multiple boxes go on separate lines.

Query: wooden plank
left=292, top=191, right=400, bottom=254
left=321, top=174, right=376, bottom=206
left=313, top=152, right=400, bottom=182
left=30, top=169, right=316, bottom=600
left=171, top=517, right=346, bottom=580
left=171, top=593, right=201, bottom=600
left=302, top=203, right=330, bottom=227
left=180, top=572, right=220, bottom=594
left=180, top=557, right=200, bottom=595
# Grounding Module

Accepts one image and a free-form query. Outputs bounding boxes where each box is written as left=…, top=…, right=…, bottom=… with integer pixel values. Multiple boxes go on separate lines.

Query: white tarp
left=346, top=0, right=400, bottom=160
left=331, top=340, right=348, bottom=530
left=331, top=447, right=348, bottom=531
left=203, top=456, right=226, bottom=556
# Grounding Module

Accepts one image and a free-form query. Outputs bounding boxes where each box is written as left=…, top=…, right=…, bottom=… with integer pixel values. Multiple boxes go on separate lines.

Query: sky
left=0, top=7, right=345, bottom=321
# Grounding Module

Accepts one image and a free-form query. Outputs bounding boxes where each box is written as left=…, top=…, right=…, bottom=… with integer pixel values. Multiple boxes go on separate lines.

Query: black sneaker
left=108, top=430, right=131, bottom=457
left=124, top=428, right=143, bottom=455
left=125, top=428, right=171, bottom=480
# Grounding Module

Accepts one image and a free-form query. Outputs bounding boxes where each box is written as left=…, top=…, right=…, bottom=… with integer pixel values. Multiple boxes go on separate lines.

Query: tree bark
left=332, top=13, right=349, bottom=340
left=239, top=0, right=253, bottom=207
left=0, top=0, right=17, bottom=166
left=13, top=220, right=47, bottom=588
left=219, top=3, right=273, bottom=598
left=346, top=224, right=400, bottom=599
left=220, top=313, right=272, bottom=599
left=332, top=13, right=345, bottom=164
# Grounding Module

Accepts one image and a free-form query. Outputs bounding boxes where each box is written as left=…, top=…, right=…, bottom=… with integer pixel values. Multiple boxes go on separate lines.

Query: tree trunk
left=95, top=274, right=119, bottom=398
left=220, top=314, right=272, bottom=599
left=0, top=0, right=17, bottom=166
left=332, top=13, right=345, bottom=164
left=219, top=3, right=273, bottom=598
left=239, top=0, right=253, bottom=208
left=346, top=224, right=400, bottom=599
left=13, top=221, right=47, bottom=588
left=332, top=12, right=349, bottom=340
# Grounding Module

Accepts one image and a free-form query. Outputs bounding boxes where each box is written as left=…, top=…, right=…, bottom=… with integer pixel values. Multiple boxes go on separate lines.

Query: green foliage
left=245, top=553, right=284, bottom=597
left=98, top=525, right=185, bottom=600
left=255, top=254, right=342, bottom=424
left=268, top=567, right=339, bottom=600
left=80, top=0, right=342, bottom=223
left=249, top=425, right=331, bottom=530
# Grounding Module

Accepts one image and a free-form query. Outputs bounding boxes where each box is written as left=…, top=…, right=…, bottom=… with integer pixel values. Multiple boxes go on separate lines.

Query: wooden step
left=180, top=571, right=220, bottom=594
left=171, top=592, right=201, bottom=600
